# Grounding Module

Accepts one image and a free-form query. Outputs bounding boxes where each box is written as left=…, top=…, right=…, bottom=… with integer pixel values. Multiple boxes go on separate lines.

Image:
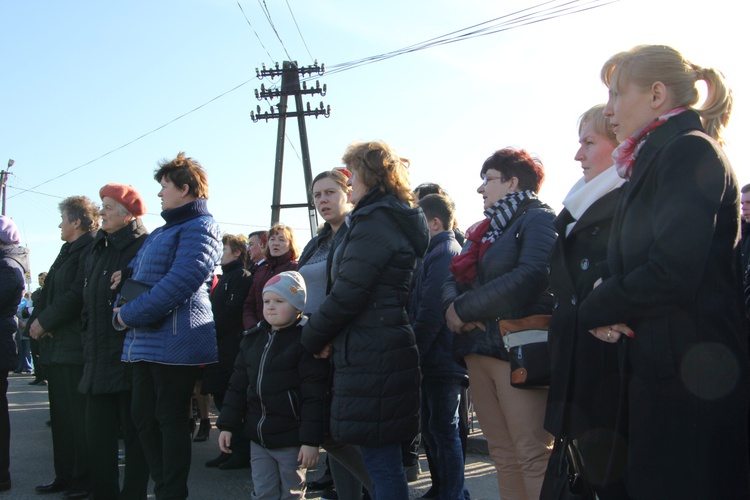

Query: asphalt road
left=3, top=372, right=500, bottom=499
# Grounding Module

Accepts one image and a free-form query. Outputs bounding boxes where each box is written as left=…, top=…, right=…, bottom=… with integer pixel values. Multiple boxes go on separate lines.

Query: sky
left=2, top=0, right=748, bottom=287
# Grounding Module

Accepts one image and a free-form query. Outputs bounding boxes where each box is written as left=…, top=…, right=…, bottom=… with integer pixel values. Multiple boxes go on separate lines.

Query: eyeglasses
left=481, top=176, right=506, bottom=186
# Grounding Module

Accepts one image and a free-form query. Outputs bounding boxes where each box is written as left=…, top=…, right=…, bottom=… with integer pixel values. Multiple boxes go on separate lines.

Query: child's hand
left=218, top=430, right=233, bottom=454
left=297, top=445, right=320, bottom=468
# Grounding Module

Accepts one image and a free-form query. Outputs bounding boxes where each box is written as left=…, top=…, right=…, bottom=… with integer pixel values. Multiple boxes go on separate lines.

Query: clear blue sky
left=2, top=0, right=748, bottom=285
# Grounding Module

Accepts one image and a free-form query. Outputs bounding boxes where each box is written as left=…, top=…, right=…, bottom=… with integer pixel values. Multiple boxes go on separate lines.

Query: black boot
left=205, top=452, right=232, bottom=468
left=193, top=418, right=210, bottom=442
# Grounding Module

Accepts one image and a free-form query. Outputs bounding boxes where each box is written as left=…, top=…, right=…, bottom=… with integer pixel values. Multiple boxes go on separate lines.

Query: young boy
left=411, top=194, right=469, bottom=500
left=217, top=271, right=330, bottom=499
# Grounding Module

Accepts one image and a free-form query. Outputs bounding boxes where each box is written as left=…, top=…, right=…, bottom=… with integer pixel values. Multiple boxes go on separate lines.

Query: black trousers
left=47, top=363, right=89, bottom=489
left=0, top=372, right=9, bottom=484
left=131, top=362, right=199, bottom=500
left=85, top=391, right=150, bottom=500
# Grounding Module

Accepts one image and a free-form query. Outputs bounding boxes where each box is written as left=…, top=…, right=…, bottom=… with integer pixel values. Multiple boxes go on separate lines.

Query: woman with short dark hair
left=115, top=152, right=222, bottom=499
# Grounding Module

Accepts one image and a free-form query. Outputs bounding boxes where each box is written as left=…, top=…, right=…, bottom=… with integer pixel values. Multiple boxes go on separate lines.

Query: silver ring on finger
left=607, top=329, right=613, bottom=341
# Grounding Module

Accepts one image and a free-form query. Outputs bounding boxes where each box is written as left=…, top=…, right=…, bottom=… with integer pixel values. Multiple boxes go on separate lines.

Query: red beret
left=99, top=183, right=146, bottom=218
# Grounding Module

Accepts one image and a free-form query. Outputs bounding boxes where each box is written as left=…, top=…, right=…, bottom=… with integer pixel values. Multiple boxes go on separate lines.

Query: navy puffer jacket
left=120, top=199, right=222, bottom=365
left=301, top=189, right=429, bottom=447
left=443, top=198, right=556, bottom=362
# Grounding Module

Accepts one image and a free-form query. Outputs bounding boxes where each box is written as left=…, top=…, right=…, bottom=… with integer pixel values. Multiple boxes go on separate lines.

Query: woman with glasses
left=443, top=148, right=556, bottom=499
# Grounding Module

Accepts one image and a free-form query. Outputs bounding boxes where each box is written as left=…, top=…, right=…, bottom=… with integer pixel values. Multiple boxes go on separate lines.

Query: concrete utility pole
left=251, top=60, right=330, bottom=238
left=1, top=159, right=14, bottom=216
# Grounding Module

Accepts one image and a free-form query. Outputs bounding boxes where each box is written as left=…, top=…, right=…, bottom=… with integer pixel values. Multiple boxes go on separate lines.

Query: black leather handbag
left=499, top=314, right=552, bottom=388
left=540, top=437, right=595, bottom=499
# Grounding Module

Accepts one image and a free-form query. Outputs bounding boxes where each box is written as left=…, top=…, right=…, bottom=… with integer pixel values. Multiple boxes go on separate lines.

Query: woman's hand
left=461, top=321, right=486, bottom=333
left=113, top=308, right=129, bottom=329
left=589, top=323, right=634, bottom=343
left=314, top=343, right=332, bottom=359
left=29, top=319, right=48, bottom=340
left=445, top=303, right=465, bottom=333
left=218, top=431, right=233, bottom=454
left=110, top=270, right=122, bottom=291
left=298, top=445, right=320, bottom=468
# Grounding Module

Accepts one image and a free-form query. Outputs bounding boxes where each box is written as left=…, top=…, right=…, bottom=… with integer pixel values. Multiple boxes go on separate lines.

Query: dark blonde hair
left=342, top=141, right=414, bottom=205
left=59, top=196, right=100, bottom=232
left=265, top=224, right=300, bottom=260
left=222, top=233, right=249, bottom=266
left=154, top=152, right=210, bottom=199
left=601, top=45, right=732, bottom=144
left=578, top=104, right=618, bottom=147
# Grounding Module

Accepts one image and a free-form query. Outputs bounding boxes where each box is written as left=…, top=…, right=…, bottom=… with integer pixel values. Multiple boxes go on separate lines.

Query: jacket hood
left=353, top=189, right=429, bottom=257
left=0, top=244, right=30, bottom=274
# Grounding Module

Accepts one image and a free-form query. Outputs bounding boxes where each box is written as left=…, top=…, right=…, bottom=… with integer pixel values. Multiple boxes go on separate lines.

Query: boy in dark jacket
left=411, top=194, right=469, bottom=500
left=217, top=271, right=329, bottom=499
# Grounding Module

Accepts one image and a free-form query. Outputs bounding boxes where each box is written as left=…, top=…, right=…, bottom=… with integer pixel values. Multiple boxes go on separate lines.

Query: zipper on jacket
left=255, top=330, right=276, bottom=448
left=288, top=391, right=299, bottom=421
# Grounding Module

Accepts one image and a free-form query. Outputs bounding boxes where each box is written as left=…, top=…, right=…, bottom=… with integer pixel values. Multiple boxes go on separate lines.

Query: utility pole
left=251, top=60, right=330, bottom=238
left=1, top=159, right=14, bottom=216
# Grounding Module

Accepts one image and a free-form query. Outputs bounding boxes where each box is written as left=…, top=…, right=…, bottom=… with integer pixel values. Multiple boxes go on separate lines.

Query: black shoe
left=421, top=485, right=439, bottom=498
left=321, top=486, right=338, bottom=500
left=0, top=479, right=9, bottom=492
left=218, top=454, right=251, bottom=470
left=35, top=480, right=70, bottom=493
left=205, top=452, right=232, bottom=468
left=64, top=488, right=90, bottom=499
left=307, top=474, right=333, bottom=491
left=193, top=418, right=211, bottom=442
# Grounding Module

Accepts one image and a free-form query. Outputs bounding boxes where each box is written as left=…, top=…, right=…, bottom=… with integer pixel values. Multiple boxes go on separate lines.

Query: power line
left=285, top=0, right=313, bottom=61
left=236, top=0, right=275, bottom=62
left=8, top=78, right=257, bottom=200
left=255, top=0, right=293, bottom=61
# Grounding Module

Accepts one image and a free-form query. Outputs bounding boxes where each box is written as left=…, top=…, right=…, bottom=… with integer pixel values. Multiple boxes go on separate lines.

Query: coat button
left=571, top=295, right=577, bottom=306
left=580, top=259, right=589, bottom=270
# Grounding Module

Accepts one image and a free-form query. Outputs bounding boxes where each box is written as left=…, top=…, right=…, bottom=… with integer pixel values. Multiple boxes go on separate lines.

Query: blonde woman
left=579, top=45, right=749, bottom=498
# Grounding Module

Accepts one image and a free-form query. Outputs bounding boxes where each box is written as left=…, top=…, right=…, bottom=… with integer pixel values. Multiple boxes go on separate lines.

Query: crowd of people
left=0, top=42, right=749, bottom=500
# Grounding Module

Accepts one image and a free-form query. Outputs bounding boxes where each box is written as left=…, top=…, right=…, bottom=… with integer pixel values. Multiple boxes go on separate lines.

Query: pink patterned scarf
left=612, top=107, right=687, bottom=179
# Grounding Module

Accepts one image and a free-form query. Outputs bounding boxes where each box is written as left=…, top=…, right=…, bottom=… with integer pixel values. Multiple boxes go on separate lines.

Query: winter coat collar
left=96, top=218, right=148, bottom=251
left=161, top=199, right=212, bottom=229
left=221, top=259, right=244, bottom=275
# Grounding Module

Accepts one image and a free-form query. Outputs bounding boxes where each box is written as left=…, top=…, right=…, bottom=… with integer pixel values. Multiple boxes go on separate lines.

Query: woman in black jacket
left=30, top=196, right=99, bottom=498
left=301, top=141, right=429, bottom=500
left=443, top=148, right=556, bottom=499
left=542, top=105, right=625, bottom=497
left=79, top=184, right=150, bottom=500
left=579, top=45, right=749, bottom=499
left=203, top=233, right=253, bottom=469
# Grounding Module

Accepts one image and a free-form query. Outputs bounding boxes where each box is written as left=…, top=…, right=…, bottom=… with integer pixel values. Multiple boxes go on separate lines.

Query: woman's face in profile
left=313, top=177, right=351, bottom=226
left=604, top=72, right=659, bottom=142
left=477, top=168, right=515, bottom=210
left=575, top=121, right=616, bottom=183
left=268, top=231, right=291, bottom=257
left=347, top=169, right=369, bottom=206
left=158, top=178, right=187, bottom=211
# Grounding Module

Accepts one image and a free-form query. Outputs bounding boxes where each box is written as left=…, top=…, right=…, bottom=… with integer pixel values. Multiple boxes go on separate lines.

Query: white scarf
left=562, top=166, right=624, bottom=237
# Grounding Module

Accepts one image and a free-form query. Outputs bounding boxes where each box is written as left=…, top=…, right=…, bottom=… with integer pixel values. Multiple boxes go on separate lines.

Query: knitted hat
left=99, top=183, right=146, bottom=217
left=263, top=271, right=306, bottom=311
left=0, top=215, right=20, bottom=245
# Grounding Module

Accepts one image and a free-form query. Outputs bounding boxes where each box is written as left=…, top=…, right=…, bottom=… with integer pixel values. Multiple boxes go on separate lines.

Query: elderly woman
left=301, top=141, right=429, bottom=500
left=79, top=184, right=150, bottom=500
left=578, top=45, right=749, bottom=498
left=443, top=148, right=556, bottom=499
left=542, top=105, right=625, bottom=497
left=0, top=216, right=29, bottom=493
left=30, top=196, right=100, bottom=498
left=115, top=152, right=222, bottom=499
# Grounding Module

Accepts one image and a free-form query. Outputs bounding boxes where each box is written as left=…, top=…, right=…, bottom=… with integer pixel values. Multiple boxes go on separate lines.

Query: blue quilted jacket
left=120, top=199, right=222, bottom=365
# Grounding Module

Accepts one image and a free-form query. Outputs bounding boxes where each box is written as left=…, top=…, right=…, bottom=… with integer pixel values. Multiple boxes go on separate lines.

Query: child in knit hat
left=216, top=271, right=330, bottom=499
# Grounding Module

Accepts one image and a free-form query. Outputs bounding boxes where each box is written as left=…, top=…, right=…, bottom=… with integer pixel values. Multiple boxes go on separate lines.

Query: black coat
left=444, top=198, right=556, bottom=362
left=78, top=220, right=148, bottom=395
left=37, top=232, right=95, bottom=366
left=203, top=259, right=253, bottom=396
left=544, top=191, right=621, bottom=440
left=301, top=189, right=430, bottom=447
left=216, top=318, right=330, bottom=449
left=578, top=111, right=750, bottom=499
left=0, top=245, right=28, bottom=371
